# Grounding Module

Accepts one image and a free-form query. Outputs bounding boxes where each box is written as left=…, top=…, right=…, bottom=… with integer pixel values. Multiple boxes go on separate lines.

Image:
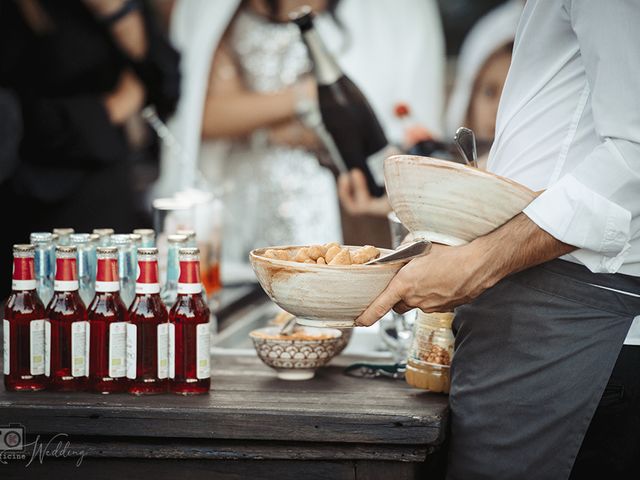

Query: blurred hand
left=104, top=70, right=146, bottom=125
left=297, top=75, right=318, bottom=104
left=268, top=120, right=322, bottom=150
left=337, top=169, right=392, bottom=217
left=82, top=0, right=127, bottom=17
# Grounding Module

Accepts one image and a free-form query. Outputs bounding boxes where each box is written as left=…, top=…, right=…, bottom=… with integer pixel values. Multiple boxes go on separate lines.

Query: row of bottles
left=29, top=228, right=197, bottom=312
left=3, top=243, right=210, bottom=395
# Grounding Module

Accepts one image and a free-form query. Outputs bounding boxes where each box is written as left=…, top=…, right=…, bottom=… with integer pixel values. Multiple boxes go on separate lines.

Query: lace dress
left=221, top=10, right=342, bottom=266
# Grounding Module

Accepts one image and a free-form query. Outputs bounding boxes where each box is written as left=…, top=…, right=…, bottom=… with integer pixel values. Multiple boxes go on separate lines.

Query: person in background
left=444, top=0, right=522, bottom=168
left=338, top=0, right=522, bottom=216
left=0, top=0, right=180, bottom=298
left=158, top=0, right=445, bottom=282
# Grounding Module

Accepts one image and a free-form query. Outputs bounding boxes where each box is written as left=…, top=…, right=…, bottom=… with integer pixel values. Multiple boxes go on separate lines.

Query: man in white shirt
left=356, top=1, right=640, bottom=478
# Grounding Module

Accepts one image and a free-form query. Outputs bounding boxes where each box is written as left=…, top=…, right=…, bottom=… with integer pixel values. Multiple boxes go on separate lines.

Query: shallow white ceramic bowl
left=384, top=155, right=537, bottom=245
left=250, top=246, right=403, bottom=328
left=249, top=326, right=343, bottom=380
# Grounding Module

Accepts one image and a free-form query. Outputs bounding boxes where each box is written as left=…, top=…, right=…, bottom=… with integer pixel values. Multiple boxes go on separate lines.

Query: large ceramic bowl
left=249, top=326, right=343, bottom=380
left=384, top=155, right=537, bottom=245
left=250, top=246, right=403, bottom=328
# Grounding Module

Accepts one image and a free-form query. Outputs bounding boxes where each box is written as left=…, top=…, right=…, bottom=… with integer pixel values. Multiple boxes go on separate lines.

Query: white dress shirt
left=487, top=0, right=640, bottom=342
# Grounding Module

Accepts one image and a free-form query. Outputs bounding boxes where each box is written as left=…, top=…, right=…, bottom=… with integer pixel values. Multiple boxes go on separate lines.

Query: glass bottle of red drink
left=127, top=247, right=169, bottom=395
left=88, top=247, right=128, bottom=394
left=47, top=245, right=88, bottom=391
left=169, top=247, right=211, bottom=395
left=4, top=244, right=48, bottom=391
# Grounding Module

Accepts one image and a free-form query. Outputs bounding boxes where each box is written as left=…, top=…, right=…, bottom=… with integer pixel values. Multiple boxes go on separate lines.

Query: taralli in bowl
left=384, top=155, right=537, bottom=245
left=250, top=326, right=343, bottom=380
left=263, top=243, right=380, bottom=265
left=250, top=245, right=403, bottom=328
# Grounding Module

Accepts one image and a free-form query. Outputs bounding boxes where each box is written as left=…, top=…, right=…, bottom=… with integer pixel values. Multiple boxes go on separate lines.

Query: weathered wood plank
left=0, top=458, right=360, bottom=480
left=1, top=405, right=444, bottom=445
left=18, top=435, right=432, bottom=462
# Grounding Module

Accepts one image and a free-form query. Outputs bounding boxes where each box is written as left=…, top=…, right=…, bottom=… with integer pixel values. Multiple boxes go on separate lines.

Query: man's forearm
left=355, top=213, right=577, bottom=325
left=468, top=213, right=576, bottom=290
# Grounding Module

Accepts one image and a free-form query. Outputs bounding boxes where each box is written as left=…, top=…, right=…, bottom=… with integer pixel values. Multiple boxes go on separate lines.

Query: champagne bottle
left=291, top=7, right=392, bottom=197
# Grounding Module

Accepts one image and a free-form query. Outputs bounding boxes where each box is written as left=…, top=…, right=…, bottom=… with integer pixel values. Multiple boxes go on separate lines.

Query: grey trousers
left=447, top=259, right=640, bottom=480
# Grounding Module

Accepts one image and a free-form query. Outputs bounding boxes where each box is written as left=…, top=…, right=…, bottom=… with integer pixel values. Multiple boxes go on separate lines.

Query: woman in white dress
left=158, top=0, right=445, bottom=281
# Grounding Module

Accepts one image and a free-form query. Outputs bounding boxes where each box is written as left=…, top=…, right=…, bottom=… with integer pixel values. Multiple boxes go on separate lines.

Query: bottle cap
left=55, top=245, right=77, bottom=258
left=129, top=233, right=142, bottom=245
left=168, top=234, right=188, bottom=244
left=13, top=244, right=35, bottom=255
left=92, top=228, right=115, bottom=236
left=110, top=234, right=132, bottom=245
left=137, top=247, right=158, bottom=258
left=53, top=228, right=75, bottom=236
left=133, top=228, right=155, bottom=237
left=175, top=229, right=196, bottom=241
left=178, top=247, right=200, bottom=261
left=96, top=246, right=118, bottom=257
left=69, top=233, right=92, bottom=244
left=30, top=232, right=53, bottom=245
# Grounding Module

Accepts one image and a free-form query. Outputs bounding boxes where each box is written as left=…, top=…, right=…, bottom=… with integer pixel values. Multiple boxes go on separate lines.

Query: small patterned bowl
left=249, top=326, right=343, bottom=380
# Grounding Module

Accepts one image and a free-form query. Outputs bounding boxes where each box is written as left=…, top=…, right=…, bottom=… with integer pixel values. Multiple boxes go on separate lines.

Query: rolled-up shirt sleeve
left=523, top=0, right=640, bottom=273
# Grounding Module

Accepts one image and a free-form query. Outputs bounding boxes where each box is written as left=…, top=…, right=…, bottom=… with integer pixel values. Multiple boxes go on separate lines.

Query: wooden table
left=0, top=353, right=449, bottom=480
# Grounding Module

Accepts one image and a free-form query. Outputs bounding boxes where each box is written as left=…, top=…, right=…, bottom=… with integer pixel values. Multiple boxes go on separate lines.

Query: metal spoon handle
left=279, top=316, right=298, bottom=336
left=454, top=127, right=478, bottom=168
left=365, top=239, right=432, bottom=265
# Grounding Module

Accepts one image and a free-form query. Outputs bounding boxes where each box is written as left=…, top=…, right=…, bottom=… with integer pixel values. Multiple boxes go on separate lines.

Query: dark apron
left=447, top=259, right=640, bottom=480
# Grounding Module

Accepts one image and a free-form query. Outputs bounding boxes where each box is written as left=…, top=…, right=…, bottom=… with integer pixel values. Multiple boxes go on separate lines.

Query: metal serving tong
left=365, top=239, right=432, bottom=266
left=344, top=362, right=406, bottom=380
left=454, top=126, right=478, bottom=168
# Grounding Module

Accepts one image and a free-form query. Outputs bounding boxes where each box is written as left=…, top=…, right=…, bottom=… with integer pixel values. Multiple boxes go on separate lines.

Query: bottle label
left=71, top=321, right=89, bottom=377
left=85, top=322, right=90, bottom=377
left=109, top=322, right=127, bottom=378
left=45, top=321, right=51, bottom=377
left=3, top=319, right=9, bottom=375
left=168, top=323, right=175, bottom=379
left=366, top=144, right=399, bottom=187
left=136, top=283, right=161, bottom=295
left=196, top=322, right=210, bottom=380
left=126, top=323, right=137, bottom=380
left=177, top=283, right=202, bottom=295
left=55, top=280, right=79, bottom=291
left=12, top=279, right=36, bottom=291
left=157, top=323, right=169, bottom=380
left=95, top=281, right=120, bottom=292
left=30, top=319, right=46, bottom=376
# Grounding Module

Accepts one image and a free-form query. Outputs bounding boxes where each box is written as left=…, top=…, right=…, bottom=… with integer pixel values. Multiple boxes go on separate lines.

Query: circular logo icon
left=4, top=430, right=22, bottom=449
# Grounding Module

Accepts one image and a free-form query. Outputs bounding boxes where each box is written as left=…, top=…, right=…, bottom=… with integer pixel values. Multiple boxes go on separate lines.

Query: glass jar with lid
left=405, top=311, right=454, bottom=393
